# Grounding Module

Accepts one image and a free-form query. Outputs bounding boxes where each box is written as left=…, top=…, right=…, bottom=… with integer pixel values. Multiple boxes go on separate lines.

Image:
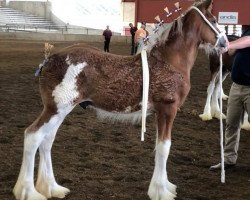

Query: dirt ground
left=0, top=39, right=249, bottom=200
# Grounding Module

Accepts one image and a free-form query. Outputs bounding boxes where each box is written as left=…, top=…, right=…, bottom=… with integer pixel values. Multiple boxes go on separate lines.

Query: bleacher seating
left=0, top=6, right=58, bottom=32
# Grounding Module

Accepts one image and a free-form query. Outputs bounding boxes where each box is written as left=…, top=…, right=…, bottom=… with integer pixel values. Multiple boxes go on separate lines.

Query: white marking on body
left=148, top=140, right=176, bottom=200
left=52, top=62, right=87, bottom=109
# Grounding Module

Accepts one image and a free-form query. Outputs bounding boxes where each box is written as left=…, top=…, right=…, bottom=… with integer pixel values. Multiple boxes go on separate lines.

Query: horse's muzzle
left=217, top=33, right=228, bottom=48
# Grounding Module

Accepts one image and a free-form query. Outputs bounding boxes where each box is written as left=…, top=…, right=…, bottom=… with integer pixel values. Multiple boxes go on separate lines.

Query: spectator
left=129, top=23, right=138, bottom=55
left=210, top=25, right=250, bottom=171
left=103, top=25, right=112, bottom=52
left=142, top=22, right=149, bottom=37
left=134, top=23, right=147, bottom=54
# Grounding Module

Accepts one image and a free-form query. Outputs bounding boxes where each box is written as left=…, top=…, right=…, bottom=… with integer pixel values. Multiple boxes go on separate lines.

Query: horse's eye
left=211, top=20, right=217, bottom=25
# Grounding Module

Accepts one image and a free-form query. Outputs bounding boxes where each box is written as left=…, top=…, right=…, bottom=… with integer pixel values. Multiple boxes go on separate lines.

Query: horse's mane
left=143, top=17, right=183, bottom=53
left=142, top=1, right=206, bottom=54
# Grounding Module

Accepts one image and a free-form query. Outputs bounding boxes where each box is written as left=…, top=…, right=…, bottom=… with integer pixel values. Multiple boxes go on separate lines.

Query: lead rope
left=219, top=54, right=225, bottom=183
left=141, top=49, right=149, bottom=141
left=191, top=5, right=226, bottom=183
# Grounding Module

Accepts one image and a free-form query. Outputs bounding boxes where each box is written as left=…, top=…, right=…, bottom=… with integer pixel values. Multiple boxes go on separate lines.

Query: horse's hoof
left=199, top=113, right=212, bottom=121
left=36, top=181, right=70, bottom=199
left=222, top=94, right=229, bottom=100
left=13, top=183, right=47, bottom=200
left=213, top=112, right=226, bottom=120
left=148, top=180, right=176, bottom=200
left=241, top=123, right=250, bottom=131
left=51, top=185, right=70, bottom=199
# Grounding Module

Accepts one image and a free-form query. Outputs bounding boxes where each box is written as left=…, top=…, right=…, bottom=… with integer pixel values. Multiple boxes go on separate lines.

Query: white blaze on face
left=52, top=61, right=87, bottom=109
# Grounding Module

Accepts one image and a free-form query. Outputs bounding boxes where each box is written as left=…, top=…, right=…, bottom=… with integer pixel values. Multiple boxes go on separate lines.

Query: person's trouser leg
left=104, top=41, right=107, bottom=51
left=134, top=43, right=138, bottom=55
left=224, top=83, right=244, bottom=164
left=131, top=41, right=135, bottom=55
left=106, top=39, right=110, bottom=52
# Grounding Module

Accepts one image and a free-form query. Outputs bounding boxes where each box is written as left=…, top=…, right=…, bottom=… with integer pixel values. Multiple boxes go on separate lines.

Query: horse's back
left=40, top=43, right=137, bottom=82
left=38, top=43, right=142, bottom=110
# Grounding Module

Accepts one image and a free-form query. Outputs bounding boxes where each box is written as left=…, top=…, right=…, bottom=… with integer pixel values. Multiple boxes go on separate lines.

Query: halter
left=190, top=6, right=225, bottom=47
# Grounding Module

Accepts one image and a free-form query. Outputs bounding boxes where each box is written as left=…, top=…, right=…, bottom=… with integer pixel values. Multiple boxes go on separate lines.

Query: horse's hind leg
left=36, top=108, right=72, bottom=198
left=211, top=71, right=229, bottom=120
left=241, top=111, right=250, bottom=130
left=13, top=108, right=57, bottom=200
left=199, top=72, right=217, bottom=121
left=13, top=134, right=46, bottom=200
left=13, top=105, right=73, bottom=200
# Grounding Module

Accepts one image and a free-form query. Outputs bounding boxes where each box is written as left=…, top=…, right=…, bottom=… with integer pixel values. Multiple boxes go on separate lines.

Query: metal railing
left=0, top=23, right=122, bottom=35
left=0, top=23, right=103, bottom=34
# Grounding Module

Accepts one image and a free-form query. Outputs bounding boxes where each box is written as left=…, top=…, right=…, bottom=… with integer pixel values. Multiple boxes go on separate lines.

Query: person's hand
left=218, top=46, right=228, bottom=54
left=218, top=40, right=230, bottom=54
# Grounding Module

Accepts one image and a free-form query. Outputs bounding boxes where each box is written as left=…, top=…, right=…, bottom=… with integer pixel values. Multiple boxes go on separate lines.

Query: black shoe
left=209, top=163, right=236, bottom=171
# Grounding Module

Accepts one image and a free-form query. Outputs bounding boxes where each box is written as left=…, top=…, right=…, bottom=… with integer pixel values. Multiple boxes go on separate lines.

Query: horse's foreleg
left=36, top=108, right=73, bottom=198
left=148, top=103, right=177, bottom=200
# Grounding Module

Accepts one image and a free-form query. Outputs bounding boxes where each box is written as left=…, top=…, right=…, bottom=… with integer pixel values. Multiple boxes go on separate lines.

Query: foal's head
left=188, top=0, right=227, bottom=48
left=147, top=0, right=227, bottom=54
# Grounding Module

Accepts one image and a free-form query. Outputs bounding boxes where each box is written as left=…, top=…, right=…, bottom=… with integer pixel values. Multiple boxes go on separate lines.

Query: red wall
left=135, top=0, right=250, bottom=25
left=135, top=0, right=195, bottom=24
left=212, top=0, right=250, bottom=25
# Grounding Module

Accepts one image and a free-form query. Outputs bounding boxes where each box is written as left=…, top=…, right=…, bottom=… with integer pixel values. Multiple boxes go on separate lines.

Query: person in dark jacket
left=129, top=23, right=137, bottom=55
left=210, top=25, right=250, bottom=171
left=103, top=25, right=112, bottom=52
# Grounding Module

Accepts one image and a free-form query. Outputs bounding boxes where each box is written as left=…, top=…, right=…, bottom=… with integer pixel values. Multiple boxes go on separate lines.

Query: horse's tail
left=35, top=43, right=54, bottom=77
left=44, top=42, right=54, bottom=59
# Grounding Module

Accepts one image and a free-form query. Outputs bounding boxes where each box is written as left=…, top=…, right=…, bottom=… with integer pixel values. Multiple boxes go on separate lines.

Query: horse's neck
left=150, top=37, right=199, bottom=81
left=173, top=38, right=199, bottom=79
left=151, top=41, right=198, bottom=81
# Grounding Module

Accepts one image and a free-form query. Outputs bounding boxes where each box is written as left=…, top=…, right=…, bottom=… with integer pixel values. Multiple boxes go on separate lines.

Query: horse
left=199, top=35, right=250, bottom=130
left=199, top=35, right=238, bottom=120
left=13, top=1, right=227, bottom=200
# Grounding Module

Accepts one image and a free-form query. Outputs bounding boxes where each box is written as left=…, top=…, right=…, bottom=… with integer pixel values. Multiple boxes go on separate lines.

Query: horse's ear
left=203, top=0, right=213, bottom=10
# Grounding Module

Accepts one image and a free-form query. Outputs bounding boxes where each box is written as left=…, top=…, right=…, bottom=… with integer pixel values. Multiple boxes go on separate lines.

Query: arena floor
left=0, top=39, right=249, bottom=200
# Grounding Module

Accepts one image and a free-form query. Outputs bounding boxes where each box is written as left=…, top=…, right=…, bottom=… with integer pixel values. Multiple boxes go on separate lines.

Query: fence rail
left=0, top=23, right=118, bottom=35
left=0, top=23, right=243, bottom=37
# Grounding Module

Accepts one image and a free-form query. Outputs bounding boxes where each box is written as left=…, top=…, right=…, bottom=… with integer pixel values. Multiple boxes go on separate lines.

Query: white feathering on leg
left=148, top=140, right=176, bottom=200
